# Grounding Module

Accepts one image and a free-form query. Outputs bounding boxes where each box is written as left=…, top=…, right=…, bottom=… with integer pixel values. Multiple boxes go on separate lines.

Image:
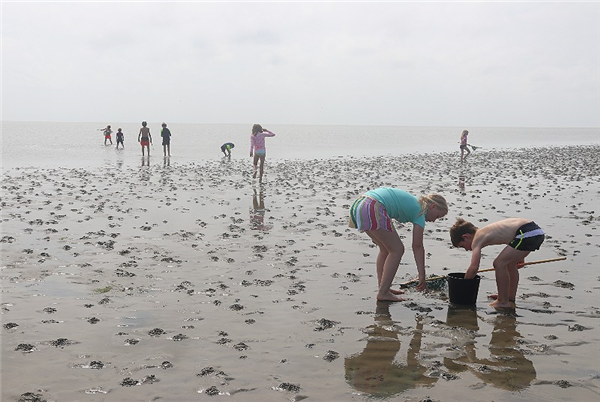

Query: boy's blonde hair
left=418, top=194, right=448, bottom=216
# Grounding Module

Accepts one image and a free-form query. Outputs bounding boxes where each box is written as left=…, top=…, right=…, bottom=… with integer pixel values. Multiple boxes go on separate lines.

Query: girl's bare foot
left=377, top=291, right=405, bottom=302
left=390, top=288, right=405, bottom=295
left=490, top=299, right=514, bottom=309
left=488, top=294, right=515, bottom=303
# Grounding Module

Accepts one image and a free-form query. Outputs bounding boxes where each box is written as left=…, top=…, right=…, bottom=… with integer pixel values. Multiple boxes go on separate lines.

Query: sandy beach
left=1, top=145, right=599, bottom=402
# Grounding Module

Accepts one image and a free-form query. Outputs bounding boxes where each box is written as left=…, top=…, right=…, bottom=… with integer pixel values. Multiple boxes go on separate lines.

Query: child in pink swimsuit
left=460, top=129, right=471, bottom=162
left=250, top=124, right=276, bottom=183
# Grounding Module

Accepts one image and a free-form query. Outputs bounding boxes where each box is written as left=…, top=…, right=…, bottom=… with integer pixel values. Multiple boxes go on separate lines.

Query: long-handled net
left=398, top=257, right=567, bottom=290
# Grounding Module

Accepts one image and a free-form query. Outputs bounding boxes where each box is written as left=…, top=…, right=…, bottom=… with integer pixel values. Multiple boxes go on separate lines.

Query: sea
left=1, top=121, right=598, bottom=171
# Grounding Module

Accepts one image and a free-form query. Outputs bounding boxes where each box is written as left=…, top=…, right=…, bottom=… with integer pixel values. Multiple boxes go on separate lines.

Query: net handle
left=400, top=256, right=567, bottom=287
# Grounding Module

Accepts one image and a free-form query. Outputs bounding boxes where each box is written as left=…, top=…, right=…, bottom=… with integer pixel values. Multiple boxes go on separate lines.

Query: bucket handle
left=399, top=256, right=567, bottom=288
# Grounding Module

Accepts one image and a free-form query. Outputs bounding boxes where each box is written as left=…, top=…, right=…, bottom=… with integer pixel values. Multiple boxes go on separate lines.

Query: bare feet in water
left=488, top=294, right=516, bottom=304
left=377, top=291, right=405, bottom=302
left=489, top=299, right=516, bottom=310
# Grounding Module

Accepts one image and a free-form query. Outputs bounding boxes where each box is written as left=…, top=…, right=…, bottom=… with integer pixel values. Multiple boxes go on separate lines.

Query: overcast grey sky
left=2, top=1, right=599, bottom=127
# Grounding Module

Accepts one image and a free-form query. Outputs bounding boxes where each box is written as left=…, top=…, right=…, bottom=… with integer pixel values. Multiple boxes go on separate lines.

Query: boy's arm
left=464, top=246, right=482, bottom=279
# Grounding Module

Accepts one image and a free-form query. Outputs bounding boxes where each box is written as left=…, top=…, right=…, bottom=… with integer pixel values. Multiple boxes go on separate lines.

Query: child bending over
left=450, top=218, right=545, bottom=309
left=350, top=188, right=448, bottom=302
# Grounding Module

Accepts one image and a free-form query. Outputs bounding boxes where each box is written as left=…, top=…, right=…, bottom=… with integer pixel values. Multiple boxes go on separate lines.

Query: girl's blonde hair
left=418, top=194, right=448, bottom=216
left=252, top=124, right=263, bottom=136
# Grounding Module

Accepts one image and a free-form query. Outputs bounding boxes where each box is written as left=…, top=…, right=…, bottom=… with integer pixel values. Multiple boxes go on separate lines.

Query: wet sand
left=2, top=145, right=599, bottom=402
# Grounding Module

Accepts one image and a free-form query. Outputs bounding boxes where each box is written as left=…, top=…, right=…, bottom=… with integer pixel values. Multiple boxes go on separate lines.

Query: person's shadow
left=443, top=306, right=536, bottom=391
left=344, top=303, right=437, bottom=397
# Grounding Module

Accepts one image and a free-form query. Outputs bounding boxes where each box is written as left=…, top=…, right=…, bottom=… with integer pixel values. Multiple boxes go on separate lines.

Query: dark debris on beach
left=1, top=145, right=599, bottom=401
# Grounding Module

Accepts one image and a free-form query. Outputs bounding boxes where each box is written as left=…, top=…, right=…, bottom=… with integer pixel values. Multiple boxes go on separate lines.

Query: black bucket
left=447, top=272, right=481, bottom=305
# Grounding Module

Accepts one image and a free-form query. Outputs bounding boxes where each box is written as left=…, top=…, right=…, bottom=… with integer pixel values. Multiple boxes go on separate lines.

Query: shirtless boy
left=450, top=218, right=545, bottom=309
left=138, top=121, right=152, bottom=157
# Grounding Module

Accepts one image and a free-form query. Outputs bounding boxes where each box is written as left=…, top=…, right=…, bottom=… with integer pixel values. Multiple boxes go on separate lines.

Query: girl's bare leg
left=370, top=232, right=404, bottom=296
left=253, top=154, right=260, bottom=179
left=373, top=238, right=404, bottom=296
left=368, top=235, right=388, bottom=286
left=258, top=155, right=266, bottom=182
left=366, top=229, right=405, bottom=301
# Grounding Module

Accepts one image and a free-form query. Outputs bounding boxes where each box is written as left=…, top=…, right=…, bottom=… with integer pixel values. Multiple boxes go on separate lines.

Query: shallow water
left=1, top=121, right=599, bottom=170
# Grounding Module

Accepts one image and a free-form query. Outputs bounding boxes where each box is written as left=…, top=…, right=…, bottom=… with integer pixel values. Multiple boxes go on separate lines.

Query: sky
left=2, top=1, right=599, bottom=127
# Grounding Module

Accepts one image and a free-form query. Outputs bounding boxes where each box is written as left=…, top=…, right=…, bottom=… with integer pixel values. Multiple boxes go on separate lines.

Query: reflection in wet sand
left=250, top=185, right=272, bottom=231
left=345, top=303, right=436, bottom=397
left=444, top=306, right=536, bottom=391
left=458, top=174, right=466, bottom=192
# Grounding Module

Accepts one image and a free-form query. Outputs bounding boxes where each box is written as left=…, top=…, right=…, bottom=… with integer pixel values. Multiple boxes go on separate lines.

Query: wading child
left=349, top=188, right=448, bottom=302
left=460, top=129, right=470, bottom=162
left=102, top=125, right=113, bottom=145
left=450, top=218, right=545, bottom=309
left=250, top=124, right=275, bottom=183
left=161, top=122, right=171, bottom=157
left=138, top=121, right=152, bottom=157
left=221, top=142, right=235, bottom=158
left=116, top=128, right=124, bottom=149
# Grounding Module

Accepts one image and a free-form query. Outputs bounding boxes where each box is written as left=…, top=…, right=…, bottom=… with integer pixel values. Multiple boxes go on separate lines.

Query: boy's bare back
left=473, top=218, right=530, bottom=248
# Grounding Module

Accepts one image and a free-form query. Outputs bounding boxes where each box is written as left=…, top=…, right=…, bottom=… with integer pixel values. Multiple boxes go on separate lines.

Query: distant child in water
left=138, top=121, right=152, bottom=157
left=161, top=122, right=171, bottom=157
left=116, top=128, right=124, bottom=149
left=450, top=218, right=545, bottom=309
left=102, top=125, right=113, bottom=145
left=460, top=129, right=470, bottom=162
left=221, top=142, right=235, bottom=158
left=250, top=124, right=276, bottom=182
left=349, top=188, right=448, bottom=302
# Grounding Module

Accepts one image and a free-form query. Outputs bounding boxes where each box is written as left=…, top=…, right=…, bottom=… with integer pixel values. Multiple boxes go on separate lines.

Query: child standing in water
left=161, top=122, right=171, bottom=157
left=349, top=188, right=448, bottom=302
left=138, top=121, right=152, bottom=157
left=460, top=130, right=470, bottom=162
left=116, top=128, right=124, bottom=149
left=450, top=218, right=545, bottom=309
left=102, top=125, right=113, bottom=145
left=250, top=124, right=275, bottom=183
